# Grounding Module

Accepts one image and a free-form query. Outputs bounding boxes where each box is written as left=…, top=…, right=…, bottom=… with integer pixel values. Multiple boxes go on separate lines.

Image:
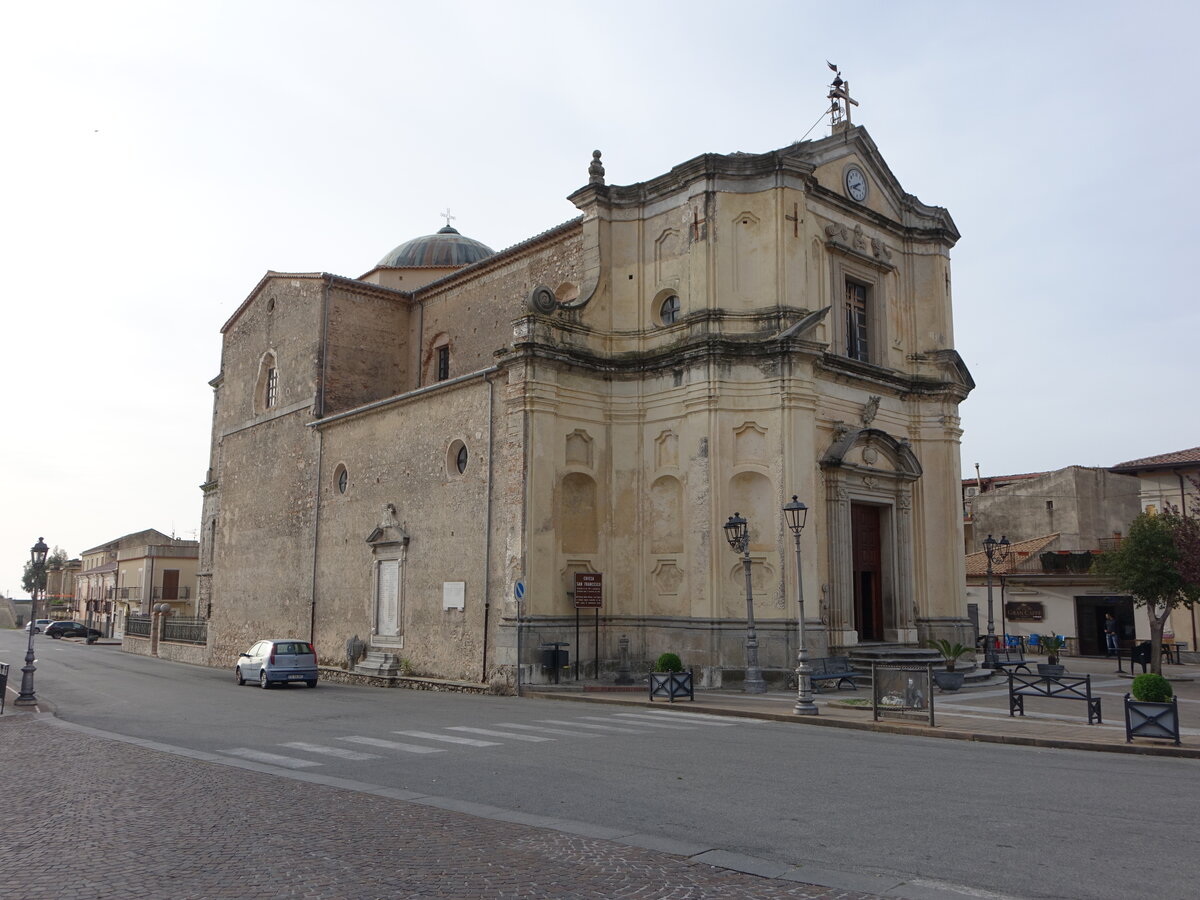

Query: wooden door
left=161, top=569, right=180, bottom=601
left=851, top=504, right=884, bottom=641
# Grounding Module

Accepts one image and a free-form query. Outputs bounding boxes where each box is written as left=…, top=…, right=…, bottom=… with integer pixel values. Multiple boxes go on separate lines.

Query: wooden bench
left=1008, top=672, right=1102, bottom=724
left=808, top=656, right=860, bottom=691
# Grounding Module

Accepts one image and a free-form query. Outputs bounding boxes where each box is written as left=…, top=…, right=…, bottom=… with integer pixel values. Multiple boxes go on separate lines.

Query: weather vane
left=826, top=61, right=859, bottom=132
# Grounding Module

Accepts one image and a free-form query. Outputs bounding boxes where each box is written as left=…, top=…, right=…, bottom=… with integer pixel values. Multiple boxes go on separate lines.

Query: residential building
left=77, top=530, right=199, bottom=636
left=963, top=466, right=1138, bottom=556
left=963, top=462, right=1196, bottom=655
left=1110, top=446, right=1200, bottom=516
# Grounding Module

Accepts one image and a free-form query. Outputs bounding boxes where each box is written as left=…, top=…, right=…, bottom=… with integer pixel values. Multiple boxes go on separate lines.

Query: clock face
left=845, top=166, right=868, bottom=202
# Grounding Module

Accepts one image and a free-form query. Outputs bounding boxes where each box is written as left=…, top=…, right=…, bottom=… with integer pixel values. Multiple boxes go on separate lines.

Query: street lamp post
left=982, top=534, right=1011, bottom=670
left=16, top=537, right=49, bottom=706
left=724, top=513, right=767, bottom=694
left=784, top=496, right=818, bottom=715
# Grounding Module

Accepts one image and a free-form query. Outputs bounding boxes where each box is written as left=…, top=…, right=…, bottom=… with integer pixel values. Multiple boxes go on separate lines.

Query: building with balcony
left=76, top=530, right=198, bottom=636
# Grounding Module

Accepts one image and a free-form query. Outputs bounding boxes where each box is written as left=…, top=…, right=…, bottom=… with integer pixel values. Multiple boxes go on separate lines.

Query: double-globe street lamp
left=982, top=533, right=1011, bottom=670
left=15, top=537, right=49, bottom=706
left=723, top=513, right=767, bottom=693
left=783, top=496, right=818, bottom=716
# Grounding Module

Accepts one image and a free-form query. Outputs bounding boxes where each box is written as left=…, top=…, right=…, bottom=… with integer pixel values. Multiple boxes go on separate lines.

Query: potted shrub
left=648, top=652, right=694, bottom=702
left=1125, top=673, right=1180, bottom=745
left=928, top=639, right=970, bottom=691
left=1037, top=633, right=1067, bottom=675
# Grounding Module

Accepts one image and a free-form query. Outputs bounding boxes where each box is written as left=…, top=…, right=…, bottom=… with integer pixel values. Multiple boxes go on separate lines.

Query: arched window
left=255, top=352, right=279, bottom=413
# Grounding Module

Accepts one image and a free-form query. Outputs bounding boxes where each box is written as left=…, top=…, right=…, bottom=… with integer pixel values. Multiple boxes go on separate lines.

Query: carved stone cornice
left=824, top=222, right=895, bottom=272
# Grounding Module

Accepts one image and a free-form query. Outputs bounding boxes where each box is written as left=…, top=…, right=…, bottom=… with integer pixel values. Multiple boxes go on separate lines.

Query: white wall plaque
left=443, top=581, right=465, bottom=610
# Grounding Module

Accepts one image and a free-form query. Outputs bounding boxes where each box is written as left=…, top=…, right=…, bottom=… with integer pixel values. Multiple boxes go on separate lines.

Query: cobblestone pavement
left=0, top=716, right=877, bottom=900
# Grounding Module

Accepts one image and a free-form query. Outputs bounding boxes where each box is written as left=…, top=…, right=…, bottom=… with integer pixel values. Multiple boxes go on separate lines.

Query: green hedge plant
left=655, top=652, right=684, bottom=673
left=1132, top=672, right=1173, bottom=703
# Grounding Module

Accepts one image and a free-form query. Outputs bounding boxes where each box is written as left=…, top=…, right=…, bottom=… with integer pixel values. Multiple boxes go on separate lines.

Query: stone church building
left=200, top=85, right=974, bottom=688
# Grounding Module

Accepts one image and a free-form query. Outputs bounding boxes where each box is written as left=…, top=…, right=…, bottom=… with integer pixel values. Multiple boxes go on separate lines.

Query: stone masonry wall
left=415, top=231, right=582, bottom=384
left=323, top=285, right=411, bottom=415
left=315, top=377, right=495, bottom=681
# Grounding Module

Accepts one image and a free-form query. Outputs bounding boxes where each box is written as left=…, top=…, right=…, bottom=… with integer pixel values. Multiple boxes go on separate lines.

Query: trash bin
left=538, top=642, right=570, bottom=684
left=1130, top=641, right=1152, bottom=674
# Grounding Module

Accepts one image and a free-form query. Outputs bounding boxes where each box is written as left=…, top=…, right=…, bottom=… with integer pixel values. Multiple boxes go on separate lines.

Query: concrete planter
left=1037, top=663, right=1066, bottom=676
left=933, top=670, right=965, bottom=691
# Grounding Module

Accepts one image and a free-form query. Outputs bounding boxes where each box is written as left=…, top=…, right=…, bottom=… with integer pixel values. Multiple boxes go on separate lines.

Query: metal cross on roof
left=441, top=208, right=456, bottom=228
left=826, top=63, right=859, bottom=131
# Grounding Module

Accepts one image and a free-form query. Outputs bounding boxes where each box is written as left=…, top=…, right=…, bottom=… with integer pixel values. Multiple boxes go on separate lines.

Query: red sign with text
left=574, top=572, right=603, bottom=608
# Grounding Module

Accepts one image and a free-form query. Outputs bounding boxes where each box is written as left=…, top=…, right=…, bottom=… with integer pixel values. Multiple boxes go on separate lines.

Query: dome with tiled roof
left=376, top=225, right=495, bottom=268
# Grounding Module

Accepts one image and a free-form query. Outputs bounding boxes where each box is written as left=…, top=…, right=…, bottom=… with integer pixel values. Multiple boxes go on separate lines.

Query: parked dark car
left=235, top=639, right=319, bottom=688
left=45, top=621, right=102, bottom=640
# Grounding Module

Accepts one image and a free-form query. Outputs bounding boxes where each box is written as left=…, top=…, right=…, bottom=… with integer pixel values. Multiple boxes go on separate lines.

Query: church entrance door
left=851, top=503, right=884, bottom=642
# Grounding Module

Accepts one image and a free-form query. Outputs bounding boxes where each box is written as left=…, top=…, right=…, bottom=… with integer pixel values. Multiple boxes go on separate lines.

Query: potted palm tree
left=648, top=652, right=694, bottom=702
left=1037, top=633, right=1067, bottom=675
left=928, top=639, right=970, bottom=691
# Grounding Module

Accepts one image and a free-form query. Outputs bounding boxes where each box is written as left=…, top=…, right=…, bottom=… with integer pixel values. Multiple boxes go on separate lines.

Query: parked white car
left=25, top=618, right=54, bottom=633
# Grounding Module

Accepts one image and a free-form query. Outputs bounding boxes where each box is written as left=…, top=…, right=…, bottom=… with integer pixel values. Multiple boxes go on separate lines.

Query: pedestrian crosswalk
left=219, top=710, right=764, bottom=769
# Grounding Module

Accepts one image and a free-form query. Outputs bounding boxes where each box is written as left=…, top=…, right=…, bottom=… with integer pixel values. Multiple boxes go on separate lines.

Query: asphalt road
left=5, top=630, right=1199, bottom=900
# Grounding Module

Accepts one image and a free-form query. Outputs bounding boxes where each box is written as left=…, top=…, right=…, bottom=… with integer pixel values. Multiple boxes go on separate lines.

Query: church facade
left=200, top=102, right=974, bottom=688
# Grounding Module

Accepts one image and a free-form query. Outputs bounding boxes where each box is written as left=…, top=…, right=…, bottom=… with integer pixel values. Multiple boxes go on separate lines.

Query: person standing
left=1104, top=612, right=1120, bottom=657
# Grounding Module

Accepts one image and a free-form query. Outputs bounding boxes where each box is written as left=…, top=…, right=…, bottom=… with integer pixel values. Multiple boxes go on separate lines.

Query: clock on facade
left=844, top=166, right=868, bottom=202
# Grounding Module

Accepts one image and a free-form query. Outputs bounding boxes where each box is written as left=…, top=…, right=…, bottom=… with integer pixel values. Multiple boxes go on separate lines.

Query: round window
left=659, top=294, right=681, bottom=325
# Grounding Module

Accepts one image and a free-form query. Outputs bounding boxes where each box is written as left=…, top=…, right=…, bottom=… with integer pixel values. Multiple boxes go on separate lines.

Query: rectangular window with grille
left=845, top=280, right=869, bottom=362
left=265, top=367, right=278, bottom=407
left=437, top=346, right=449, bottom=381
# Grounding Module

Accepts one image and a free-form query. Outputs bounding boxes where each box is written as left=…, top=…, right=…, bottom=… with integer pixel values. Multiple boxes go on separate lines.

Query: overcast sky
left=2, top=1, right=1196, bottom=593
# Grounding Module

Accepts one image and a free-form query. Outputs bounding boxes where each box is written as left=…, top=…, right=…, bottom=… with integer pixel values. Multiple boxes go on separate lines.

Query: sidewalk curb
left=524, top=690, right=1200, bottom=760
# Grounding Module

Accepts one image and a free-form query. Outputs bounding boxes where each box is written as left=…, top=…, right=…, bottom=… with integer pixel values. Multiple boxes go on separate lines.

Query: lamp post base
left=742, top=671, right=767, bottom=694
left=794, top=669, right=819, bottom=715
left=15, top=664, right=37, bottom=705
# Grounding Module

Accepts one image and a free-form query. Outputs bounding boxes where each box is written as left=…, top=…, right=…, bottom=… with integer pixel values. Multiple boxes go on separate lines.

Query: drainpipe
left=481, top=374, right=496, bottom=684
left=310, top=428, right=323, bottom=644
left=1183, top=470, right=1197, bottom=651
left=145, top=553, right=155, bottom=616
left=310, top=279, right=331, bottom=644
